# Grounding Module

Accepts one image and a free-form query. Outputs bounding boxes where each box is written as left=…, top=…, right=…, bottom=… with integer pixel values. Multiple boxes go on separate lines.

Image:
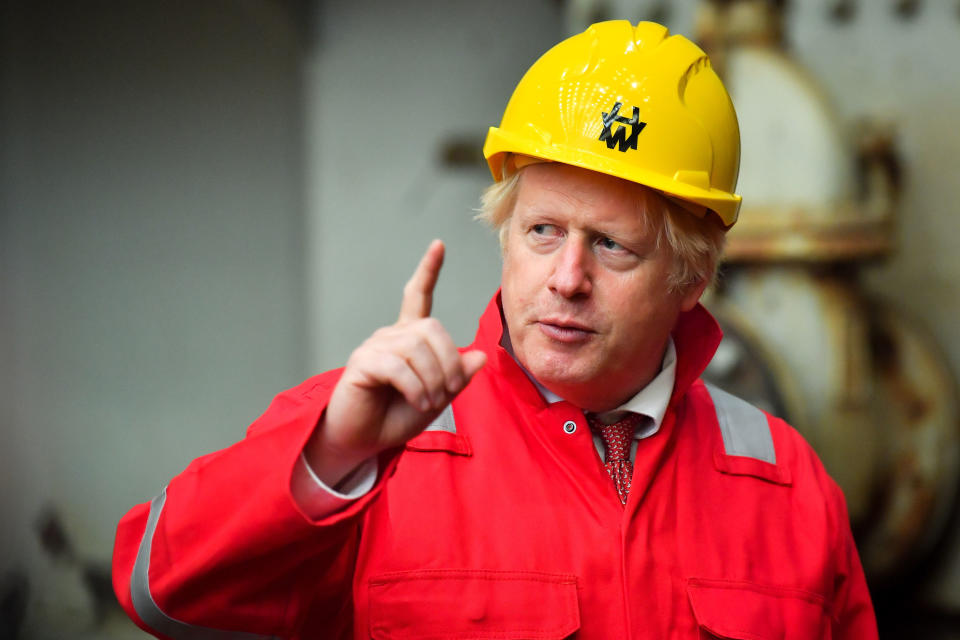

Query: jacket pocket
left=368, top=569, right=580, bottom=639
left=687, top=578, right=830, bottom=640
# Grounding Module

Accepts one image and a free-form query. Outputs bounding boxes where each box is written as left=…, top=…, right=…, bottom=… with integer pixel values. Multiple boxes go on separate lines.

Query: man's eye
left=531, top=224, right=557, bottom=236
left=598, top=237, right=625, bottom=251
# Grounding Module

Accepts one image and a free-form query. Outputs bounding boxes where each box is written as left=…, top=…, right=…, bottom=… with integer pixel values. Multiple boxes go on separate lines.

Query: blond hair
left=477, top=169, right=727, bottom=292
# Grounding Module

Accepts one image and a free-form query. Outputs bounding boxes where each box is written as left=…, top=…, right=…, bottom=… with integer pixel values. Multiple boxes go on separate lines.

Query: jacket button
left=563, top=420, right=577, bottom=434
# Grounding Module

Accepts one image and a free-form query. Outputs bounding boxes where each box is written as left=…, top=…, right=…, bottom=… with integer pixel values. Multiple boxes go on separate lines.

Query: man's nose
left=547, top=238, right=593, bottom=298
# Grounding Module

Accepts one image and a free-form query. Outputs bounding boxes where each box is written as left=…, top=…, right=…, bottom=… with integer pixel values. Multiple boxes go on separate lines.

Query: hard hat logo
left=599, top=102, right=646, bottom=153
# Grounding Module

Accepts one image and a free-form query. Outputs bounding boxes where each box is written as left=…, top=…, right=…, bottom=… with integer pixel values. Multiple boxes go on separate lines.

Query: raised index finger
left=398, top=239, right=445, bottom=322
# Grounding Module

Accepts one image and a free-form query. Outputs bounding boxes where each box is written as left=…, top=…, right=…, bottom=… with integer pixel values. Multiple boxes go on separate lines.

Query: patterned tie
left=588, top=413, right=644, bottom=505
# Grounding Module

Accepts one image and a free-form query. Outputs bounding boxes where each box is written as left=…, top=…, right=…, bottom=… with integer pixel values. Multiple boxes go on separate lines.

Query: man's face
left=500, top=163, right=706, bottom=412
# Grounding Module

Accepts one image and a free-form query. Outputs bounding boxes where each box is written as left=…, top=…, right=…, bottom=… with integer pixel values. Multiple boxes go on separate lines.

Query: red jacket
left=113, top=293, right=877, bottom=639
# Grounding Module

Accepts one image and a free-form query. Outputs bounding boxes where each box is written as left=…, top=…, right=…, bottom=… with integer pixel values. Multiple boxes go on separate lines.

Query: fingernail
left=432, top=392, right=445, bottom=407
left=419, top=397, right=431, bottom=412
left=450, top=375, right=464, bottom=392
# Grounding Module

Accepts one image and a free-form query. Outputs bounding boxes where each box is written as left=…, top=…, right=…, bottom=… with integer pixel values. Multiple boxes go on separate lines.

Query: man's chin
left=515, top=338, right=603, bottom=385
left=525, top=362, right=597, bottom=394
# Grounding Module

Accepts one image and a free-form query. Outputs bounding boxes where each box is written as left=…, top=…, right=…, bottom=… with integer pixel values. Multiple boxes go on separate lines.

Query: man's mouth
left=537, top=319, right=595, bottom=344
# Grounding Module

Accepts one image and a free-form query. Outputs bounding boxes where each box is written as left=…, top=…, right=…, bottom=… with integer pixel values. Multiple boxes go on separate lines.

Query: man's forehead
left=513, top=163, right=656, bottom=222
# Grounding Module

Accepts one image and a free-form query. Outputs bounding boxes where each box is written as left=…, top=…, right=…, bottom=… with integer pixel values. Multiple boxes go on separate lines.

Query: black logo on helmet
left=599, top=102, right=646, bottom=152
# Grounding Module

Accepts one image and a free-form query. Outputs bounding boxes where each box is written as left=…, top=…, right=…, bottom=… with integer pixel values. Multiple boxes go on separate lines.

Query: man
left=113, top=21, right=878, bottom=639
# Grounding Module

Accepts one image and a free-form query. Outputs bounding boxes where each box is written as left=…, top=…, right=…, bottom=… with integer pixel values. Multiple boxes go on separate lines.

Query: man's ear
left=678, top=276, right=709, bottom=312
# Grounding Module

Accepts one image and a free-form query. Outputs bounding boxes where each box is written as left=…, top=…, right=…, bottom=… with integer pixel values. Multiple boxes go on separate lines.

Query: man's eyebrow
left=514, top=203, right=559, bottom=220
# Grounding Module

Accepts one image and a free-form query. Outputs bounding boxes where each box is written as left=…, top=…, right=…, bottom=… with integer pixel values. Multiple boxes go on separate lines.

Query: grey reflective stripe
left=130, top=488, right=275, bottom=640
left=705, top=383, right=776, bottom=464
left=424, top=403, right=457, bottom=434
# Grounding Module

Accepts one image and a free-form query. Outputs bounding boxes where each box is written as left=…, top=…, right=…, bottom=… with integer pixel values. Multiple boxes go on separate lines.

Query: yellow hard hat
left=483, top=21, right=742, bottom=227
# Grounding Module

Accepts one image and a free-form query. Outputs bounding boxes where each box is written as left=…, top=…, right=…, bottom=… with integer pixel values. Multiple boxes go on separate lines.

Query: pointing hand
left=306, top=240, right=487, bottom=485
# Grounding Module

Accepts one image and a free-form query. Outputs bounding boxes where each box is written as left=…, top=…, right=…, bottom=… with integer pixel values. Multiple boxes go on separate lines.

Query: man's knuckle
left=396, top=330, right=421, bottom=352
left=418, top=317, right=443, bottom=335
left=373, top=350, right=394, bottom=369
left=422, top=362, right=443, bottom=384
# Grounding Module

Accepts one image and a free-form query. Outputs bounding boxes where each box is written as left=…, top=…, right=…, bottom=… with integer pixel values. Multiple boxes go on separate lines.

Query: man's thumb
left=462, top=350, right=487, bottom=381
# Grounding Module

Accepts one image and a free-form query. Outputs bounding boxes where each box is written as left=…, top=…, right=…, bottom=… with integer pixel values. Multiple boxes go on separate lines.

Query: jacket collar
left=470, top=290, right=722, bottom=409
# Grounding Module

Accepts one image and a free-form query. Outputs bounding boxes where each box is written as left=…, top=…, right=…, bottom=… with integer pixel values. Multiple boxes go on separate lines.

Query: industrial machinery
left=692, top=0, right=960, bottom=588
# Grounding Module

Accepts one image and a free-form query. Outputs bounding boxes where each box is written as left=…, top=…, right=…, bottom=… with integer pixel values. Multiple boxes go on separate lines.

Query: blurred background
left=1, top=0, right=958, bottom=637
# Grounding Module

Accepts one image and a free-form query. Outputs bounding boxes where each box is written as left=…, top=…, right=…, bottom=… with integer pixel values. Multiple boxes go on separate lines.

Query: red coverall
left=113, top=293, right=878, bottom=639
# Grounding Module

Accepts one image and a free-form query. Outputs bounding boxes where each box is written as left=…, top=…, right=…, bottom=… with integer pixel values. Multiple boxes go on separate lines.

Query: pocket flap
left=404, top=430, right=472, bottom=456
left=687, top=578, right=829, bottom=640
left=404, top=404, right=472, bottom=456
left=369, top=569, right=580, bottom=639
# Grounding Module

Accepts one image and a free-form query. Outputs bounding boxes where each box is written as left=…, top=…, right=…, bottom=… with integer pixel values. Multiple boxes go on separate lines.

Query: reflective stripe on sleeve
left=130, top=488, right=276, bottom=640
left=424, top=403, right=457, bottom=434
left=704, top=383, right=776, bottom=464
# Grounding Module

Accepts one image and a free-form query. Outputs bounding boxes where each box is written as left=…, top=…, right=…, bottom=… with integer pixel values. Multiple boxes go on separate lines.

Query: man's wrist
left=292, top=450, right=378, bottom=519
left=303, top=418, right=377, bottom=488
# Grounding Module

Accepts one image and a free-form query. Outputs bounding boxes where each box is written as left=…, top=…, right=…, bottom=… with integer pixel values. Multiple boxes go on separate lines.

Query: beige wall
left=1, top=2, right=307, bottom=635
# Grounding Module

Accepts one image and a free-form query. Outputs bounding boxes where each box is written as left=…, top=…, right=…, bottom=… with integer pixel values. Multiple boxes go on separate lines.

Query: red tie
left=588, top=413, right=644, bottom=505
